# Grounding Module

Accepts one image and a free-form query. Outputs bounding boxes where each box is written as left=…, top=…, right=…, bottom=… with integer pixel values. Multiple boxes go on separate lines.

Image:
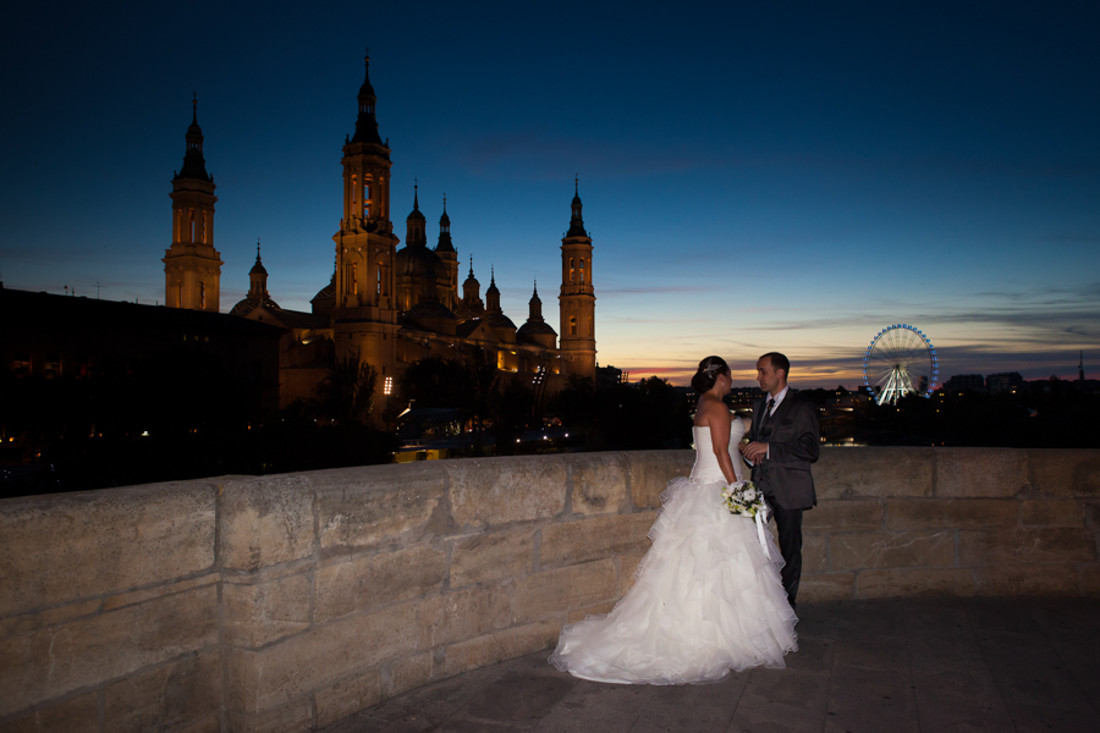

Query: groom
left=739, top=352, right=820, bottom=608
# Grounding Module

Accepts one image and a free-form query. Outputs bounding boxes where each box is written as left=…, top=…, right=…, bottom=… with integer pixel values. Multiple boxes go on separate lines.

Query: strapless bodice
left=690, top=420, right=745, bottom=483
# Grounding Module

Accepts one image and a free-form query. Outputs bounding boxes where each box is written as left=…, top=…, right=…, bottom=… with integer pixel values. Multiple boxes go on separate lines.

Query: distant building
left=986, top=372, right=1024, bottom=394
left=943, top=374, right=985, bottom=394
left=1, top=285, right=281, bottom=438
left=596, top=364, right=624, bottom=389
left=165, top=54, right=597, bottom=411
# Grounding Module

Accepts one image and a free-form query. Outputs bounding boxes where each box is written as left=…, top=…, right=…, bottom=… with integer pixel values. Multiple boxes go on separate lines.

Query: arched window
left=570, top=316, right=577, bottom=336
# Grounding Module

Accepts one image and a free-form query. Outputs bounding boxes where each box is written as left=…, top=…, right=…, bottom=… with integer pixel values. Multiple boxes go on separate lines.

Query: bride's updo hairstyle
left=691, top=355, right=730, bottom=394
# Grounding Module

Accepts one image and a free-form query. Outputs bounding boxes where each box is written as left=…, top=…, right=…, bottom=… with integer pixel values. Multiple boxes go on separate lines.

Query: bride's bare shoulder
left=694, top=395, right=730, bottom=426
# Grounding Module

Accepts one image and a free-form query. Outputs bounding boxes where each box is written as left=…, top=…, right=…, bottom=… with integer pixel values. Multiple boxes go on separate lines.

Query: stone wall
left=2, top=447, right=1098, bottom=731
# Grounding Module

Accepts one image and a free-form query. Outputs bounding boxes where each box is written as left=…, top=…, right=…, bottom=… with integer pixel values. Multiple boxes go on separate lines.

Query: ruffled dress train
left=549, top=424, right=797, bottom=684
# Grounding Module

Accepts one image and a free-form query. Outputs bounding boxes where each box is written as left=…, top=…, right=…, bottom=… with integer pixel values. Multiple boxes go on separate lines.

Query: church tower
left=435, top=196, right=459, bottom=310
left=331, top=52, right=400, bottom=375
left=164, top=97, right=221, bottom=311
left=558, top=179, right=596, bottom=380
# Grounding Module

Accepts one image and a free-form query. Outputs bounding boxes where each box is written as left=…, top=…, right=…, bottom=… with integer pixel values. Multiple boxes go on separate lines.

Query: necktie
left=761, top=398, right=775, bottom=430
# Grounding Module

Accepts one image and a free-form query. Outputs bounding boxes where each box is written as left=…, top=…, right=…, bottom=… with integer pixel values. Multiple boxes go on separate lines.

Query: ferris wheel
left=863, top=324, right=939, bottom=405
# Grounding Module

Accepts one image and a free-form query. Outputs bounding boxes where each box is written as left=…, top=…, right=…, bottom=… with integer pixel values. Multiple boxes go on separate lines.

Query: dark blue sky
left=3, top=1, right=1098, bottom=386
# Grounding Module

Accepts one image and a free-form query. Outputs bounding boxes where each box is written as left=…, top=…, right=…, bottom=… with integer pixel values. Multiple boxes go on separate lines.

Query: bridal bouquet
left=721, top=480, right=766, bottom=518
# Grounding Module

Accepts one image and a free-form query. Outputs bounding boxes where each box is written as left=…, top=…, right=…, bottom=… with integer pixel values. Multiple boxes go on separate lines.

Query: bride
left=550, top=355, right=797, bottom=684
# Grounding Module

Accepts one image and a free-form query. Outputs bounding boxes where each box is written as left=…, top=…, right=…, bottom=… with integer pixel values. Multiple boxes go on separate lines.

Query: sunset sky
left=3, top=1, right=1097, bottom=388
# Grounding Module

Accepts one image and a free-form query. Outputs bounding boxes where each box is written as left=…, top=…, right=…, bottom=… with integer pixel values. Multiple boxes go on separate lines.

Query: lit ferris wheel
left=863, top=324, right=939, bottom=406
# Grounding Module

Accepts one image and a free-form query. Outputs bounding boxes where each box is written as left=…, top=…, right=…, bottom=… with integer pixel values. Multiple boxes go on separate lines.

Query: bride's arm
left=705, top=404, right=738, bottom=485
left=728, top=416, right=748, bottom=481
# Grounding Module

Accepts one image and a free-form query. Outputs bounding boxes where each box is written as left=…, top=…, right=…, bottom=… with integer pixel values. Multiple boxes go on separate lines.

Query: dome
left=230, top=293, right=279, bottom=317
left=485, top=311, right=516, bottom=330
left=517, top=320, right=556, bottom=339
left=395, top=245, right=441, bottom=278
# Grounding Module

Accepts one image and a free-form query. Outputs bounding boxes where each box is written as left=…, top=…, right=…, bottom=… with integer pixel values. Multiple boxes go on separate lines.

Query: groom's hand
left=741, top=441, right=768, bottom=463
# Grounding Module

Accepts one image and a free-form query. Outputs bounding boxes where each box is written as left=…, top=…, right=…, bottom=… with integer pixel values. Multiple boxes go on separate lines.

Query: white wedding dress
left=549, top=421, right=798, bottom=684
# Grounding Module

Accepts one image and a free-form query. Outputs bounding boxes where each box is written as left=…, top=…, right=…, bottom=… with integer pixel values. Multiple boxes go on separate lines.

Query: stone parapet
left=1, top=447, right=1098, bottom=731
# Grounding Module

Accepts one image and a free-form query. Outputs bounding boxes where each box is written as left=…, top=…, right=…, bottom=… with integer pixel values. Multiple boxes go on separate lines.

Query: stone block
left=515, top=559, right=619, bottom=622
left=417, top=583, right=514, bottom=647
left=4, top=691, right=99, bottom=733
left=0, top=598, right=101, bottom=639
left=815, top=446, right=934, bottom=499
left=102, top=650, right=222, bottom=733
left=226, top=699, right=314, bottom=733
left=1029, top=449, right=1100, bottom=498
left=802, top=532, right=828, bottom=575
left=446, top=455, right=568, bottom=527
left=620, top=553, right=645, bottom=594
left=1019, top=499, right=1086, bottom=527
left=855, top=568, right=976, bottom=599
left=539, top=513, right=654, bottom=568
left=102, top=574, right=218, bottom=613
left=441, top=618, right=560, bottom=677
left=1078, top=564, right=1100, bottom=595
left=958, top=527, right=1096, bottom=565
left=315, top=463, right=448, bottom=554
left=629, top=450, right=692, bottom=509
left=449, top=528, right=535, bottom=587
left=568, top=600, right=616, bottom=623
left=0, top=581, right=216, bottom=713
left=0, top=483, right=215, bottom=617
left=569, top=453, right=630, bottom=515
left=223, top=572, right=311, bottom=648
left=313, top=668, right=384, bottom=729
left=1087, top=503, right=1100, bottom=529
left=799, top=572, right=855, bottom=602
left=218, top=476, right=314, bottom=571
left=0, top=585, right=217, bottom=717
left=830, top=530, right=956, bottom=571
left=315, top=545, right=447, bottom=623
left=804, top=499, right=883, bottom=530
left=973, top=565, right=1082, bottom=596
left=227, top=601, right=418, bottom=713
left=886, top=498, right=1017, bottom=530
left=936, top=448, right=1028, bottom=498
left=389, top=650, right=433, bottom=696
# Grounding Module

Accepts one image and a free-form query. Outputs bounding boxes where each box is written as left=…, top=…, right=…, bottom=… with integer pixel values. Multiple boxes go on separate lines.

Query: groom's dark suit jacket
left=748, top=390, right=820, bottom=510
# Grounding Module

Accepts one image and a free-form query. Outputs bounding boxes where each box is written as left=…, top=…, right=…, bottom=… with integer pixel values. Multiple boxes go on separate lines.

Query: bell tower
left=435, top=196, right=459, bottom=310
left=558, top=179, right=596, bottom=380
left=331, top=52, right=400, bottom=381
left=164, top=96, right=221, bottom=311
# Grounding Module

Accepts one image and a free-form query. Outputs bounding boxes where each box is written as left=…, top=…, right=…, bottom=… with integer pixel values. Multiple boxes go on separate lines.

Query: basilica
left=163, top=54, right=596, bottom=410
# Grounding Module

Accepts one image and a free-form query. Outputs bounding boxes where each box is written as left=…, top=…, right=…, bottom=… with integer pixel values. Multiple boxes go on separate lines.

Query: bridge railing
left=2, top=447, right=1098, bottom=731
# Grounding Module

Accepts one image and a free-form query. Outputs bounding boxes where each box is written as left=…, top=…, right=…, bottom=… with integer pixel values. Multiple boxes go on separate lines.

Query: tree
left=317, top=355, right=377, bottom=425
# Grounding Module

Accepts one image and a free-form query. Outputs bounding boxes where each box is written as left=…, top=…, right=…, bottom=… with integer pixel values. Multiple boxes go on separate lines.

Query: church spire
left=405, top=181, right=427, bottom=247
left=350, top=50, right=384, bottom=146
left=248, top=238, right=269, bottom=297
left=567, top=175, right=587, bottom=237
left=176, top=94, right=211, bottom=182
left=435, top=193, right=455, bottom=253
left=528, top=280, right=544, bottom=322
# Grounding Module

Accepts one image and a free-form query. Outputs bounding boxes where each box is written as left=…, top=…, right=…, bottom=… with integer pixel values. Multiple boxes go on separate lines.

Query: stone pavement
left=322, top=597, right=1100, bottom=732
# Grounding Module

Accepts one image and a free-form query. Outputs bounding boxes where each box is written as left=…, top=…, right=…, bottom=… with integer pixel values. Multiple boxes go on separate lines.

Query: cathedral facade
left=166, top=54, right=596, bottom=410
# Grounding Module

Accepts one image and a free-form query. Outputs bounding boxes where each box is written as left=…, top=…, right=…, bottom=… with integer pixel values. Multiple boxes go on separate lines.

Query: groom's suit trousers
left=767, top=499, right=803, bottom=606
